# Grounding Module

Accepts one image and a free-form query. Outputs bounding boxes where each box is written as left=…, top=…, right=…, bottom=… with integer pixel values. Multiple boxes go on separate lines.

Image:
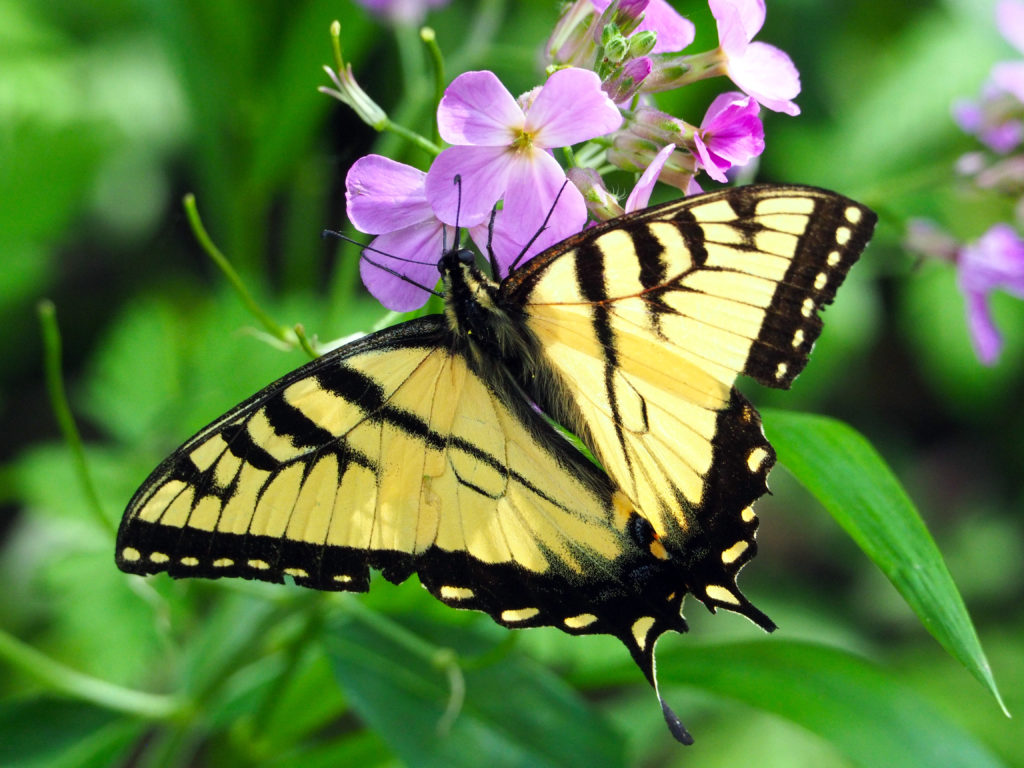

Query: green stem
left=395, top=22, right=425, bottom=101
left=0, top=627, right=178, bottom=719
left=37, top=300, right=114, bottom=538
left=182, top=194, right=290, bottom=344
left=329, top=20, right=345, bottom=72
left=374, top=0, right=504, bottom=162
left=421, top=27, right=446, bottom=141
left=382, top=118, right=443, bottom=155
left=293, top=324, right=320, bottom=360
left=448, top=0, right=506, bottom=75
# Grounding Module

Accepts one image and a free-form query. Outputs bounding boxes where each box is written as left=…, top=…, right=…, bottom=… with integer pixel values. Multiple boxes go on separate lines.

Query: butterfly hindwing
left=502, top=185, right=876, bottom=622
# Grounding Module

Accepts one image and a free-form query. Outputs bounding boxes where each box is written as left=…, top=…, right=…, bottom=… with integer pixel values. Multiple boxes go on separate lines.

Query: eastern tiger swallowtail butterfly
left=116, top=184, right=876, bottom=744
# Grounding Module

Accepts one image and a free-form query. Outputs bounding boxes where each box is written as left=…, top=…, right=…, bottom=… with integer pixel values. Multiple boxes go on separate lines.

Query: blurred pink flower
left=957, top=223, right=1024, bottom=363
left=355, top=0, right=450, bottom=24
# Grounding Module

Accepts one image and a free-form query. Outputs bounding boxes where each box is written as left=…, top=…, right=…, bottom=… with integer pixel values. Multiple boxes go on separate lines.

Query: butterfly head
left=439, top=246, right=477, bottom=272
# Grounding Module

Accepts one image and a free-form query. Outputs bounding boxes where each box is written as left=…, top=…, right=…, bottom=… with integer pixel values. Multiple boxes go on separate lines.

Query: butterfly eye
left=456, top=248, right=475, bottom=266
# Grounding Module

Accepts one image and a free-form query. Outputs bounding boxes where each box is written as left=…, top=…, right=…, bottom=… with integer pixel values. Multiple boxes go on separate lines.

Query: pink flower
left=991, top=0, right=1024, bottom=101
left=997, top=0, right=1024, bottom=52
left=952, top=90, right=1024, bottom=154
left=625, top=143, right=676, bottom=211
left=692, top=92, right=764, bottom=182
left=604, top=56, right=654, bottom=103
left=345, top=155, right=449, bottom=311
left=425, top=68, right=622, bottom=274
left=709, top=0, right=801, bottom=115
left=355, top=0, right=450, bottom=24
left=590, top=0, right=695, bottom=53
left=957, top=223, right=1024, bottom=363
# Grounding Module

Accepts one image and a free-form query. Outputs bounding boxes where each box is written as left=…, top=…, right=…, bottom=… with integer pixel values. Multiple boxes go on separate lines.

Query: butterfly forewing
left=502, top=185, right=876, bottom=619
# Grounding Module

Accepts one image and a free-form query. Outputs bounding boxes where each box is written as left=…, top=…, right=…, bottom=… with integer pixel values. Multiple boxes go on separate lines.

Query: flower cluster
left=325, top=0, right=800, bottom=311
left=906, top=0, right=1024, bottom=364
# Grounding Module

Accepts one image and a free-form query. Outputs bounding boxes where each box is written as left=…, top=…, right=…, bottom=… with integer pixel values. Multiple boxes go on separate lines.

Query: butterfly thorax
left=440, top=249, right=538, bottom=378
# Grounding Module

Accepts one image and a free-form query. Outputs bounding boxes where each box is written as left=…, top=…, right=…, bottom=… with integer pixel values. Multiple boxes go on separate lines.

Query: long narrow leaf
left=763, top=409, right=1006, bottom=713
left=325, top=606, right=625, bottom=768
left=653, top=640, right=1006, bottom=768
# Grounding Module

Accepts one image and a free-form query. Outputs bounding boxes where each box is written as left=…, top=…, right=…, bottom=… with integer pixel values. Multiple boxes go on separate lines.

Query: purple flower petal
left=991, top=60, right=1024, bottom=103
left=604, top=56, right=653, bottom=104
left=356, top=0, right=450, bottom=24
left=958, top=222, right=1024, bottom=296
left=983, top=121, right=1024, bottom=154
left=437, top=71, right=524, bottom=146
left=997, top=0, right=1024, bottom=54
left=640, top=0, right=696, bottom=52
left=360, top=219, right=445, bottom=311
left=625, top=142, right=676, bottom=211
left=526, top=68, right=623, bottom=147
left=698, top=92, right=764, bottom=166
left=481, top=184, right=587, bottom=276
left=425, top=145, right=517, bottom=226
left=345, top=155, right=434, bottom=234
left=502, top=149, right=587, bottom=238
left=725, top=40, right=801, bottom=115
left=710, top=0, right=765, bottom=55
left=693, top=133, right=729, bottom=183
left=955, top=223, right=1024, bottom=364
left=952, top=99, right=983, bottom=134
left=964, top=289, right=1003, bottom=364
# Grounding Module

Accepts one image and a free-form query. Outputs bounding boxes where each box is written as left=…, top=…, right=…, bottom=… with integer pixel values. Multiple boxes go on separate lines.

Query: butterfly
left=116, top=184, right=876, bottom=744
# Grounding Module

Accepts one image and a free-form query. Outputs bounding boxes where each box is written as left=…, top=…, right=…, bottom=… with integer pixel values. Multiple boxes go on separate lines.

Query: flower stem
left=182, top=194, right=290, bottom=345
left=421, top=26, right=446, bottom=111
left=0, top=626, right=178, bottom=719
left=37, top=300, right=114, bottom=538
left=384, top=120, right=443, bottom=155
left=293, top=324, right=320, bottom=360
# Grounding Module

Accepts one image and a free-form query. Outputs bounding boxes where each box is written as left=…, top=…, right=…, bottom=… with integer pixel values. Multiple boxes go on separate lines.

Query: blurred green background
left=1, top=0, right=1022, bottom=766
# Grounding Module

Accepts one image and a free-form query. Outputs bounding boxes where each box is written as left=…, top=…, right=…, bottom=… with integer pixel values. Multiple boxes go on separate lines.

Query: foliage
left=1, top=1, right=1021, bottom=766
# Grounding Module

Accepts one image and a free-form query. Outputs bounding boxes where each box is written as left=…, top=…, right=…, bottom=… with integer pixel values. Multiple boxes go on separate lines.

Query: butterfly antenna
left=507, top=179, right=573, bottom=274
left=451, top=173, right=464, bottom=254
left=322, top=229, right=443, bottom=298
left=485, top=206, right=500, bottom=276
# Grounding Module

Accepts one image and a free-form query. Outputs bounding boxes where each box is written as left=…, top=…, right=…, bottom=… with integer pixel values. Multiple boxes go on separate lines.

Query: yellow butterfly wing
left=116, top=316, right=689, bottom=662
left=502, top=185, right=877, bottom=621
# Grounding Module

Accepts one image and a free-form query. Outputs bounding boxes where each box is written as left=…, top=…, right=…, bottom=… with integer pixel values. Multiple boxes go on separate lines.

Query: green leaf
left=0, top=697, right=143, bottom=768
left=325, top=604, right=626, bottom=768
left=255, top=648, right=348, bottom=749
left=653, top=640, right=1006, bottom=768
left=265, top=731, right=397, bottom=768
left=763, top=410, right=1006, bottom=714
left=248, top=0, right=372, bottom=193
